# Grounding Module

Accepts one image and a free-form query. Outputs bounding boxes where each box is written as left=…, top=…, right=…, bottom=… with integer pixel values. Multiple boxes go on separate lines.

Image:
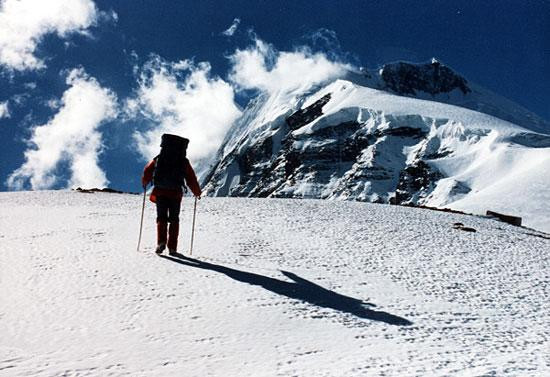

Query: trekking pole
left=189, top=196, right=198, bottom=255
left=137, top=187, right=147, bottom=252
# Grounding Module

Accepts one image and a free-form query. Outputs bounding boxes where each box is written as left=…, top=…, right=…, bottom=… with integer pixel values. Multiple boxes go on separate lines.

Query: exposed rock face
left=380, top=60, right=471, bottom=96
left=392, top=161, right=443, bottom=204
left=204, top=100, right=450, bottom=205
left=286, top=94, right=331, bottom=130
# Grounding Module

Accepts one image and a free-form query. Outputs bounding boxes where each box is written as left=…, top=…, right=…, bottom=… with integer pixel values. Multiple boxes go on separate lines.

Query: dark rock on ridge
left=286, top=94, right=331, bottom=130
left=380, top=60, right=471, bottom=96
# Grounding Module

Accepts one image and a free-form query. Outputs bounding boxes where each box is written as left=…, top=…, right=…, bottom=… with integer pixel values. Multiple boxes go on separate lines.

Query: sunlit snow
left=1, top=191, right=548, bottom=375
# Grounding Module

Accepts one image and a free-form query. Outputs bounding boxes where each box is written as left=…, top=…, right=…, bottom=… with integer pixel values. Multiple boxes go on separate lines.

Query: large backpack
left=153, top=134, right=190, bottom=190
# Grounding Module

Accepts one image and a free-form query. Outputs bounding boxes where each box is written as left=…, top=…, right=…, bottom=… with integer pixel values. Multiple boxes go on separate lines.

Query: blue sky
left=0, top=0, right=548, bottom=192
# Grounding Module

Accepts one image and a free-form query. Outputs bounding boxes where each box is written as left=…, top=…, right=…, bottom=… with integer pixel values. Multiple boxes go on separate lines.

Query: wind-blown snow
left=1, top=191, right=549, bottom=376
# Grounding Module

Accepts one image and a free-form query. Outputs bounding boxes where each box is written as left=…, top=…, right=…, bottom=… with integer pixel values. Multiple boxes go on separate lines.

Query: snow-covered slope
left=347, top=60, right=550, bottom=133
left=1, top=191, right=549, bottom=376
left=203, top=69, right=550, bottom=233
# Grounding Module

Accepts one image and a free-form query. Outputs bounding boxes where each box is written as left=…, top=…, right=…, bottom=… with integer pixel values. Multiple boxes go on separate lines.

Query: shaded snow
left=1, top=191, right=549, bottom=376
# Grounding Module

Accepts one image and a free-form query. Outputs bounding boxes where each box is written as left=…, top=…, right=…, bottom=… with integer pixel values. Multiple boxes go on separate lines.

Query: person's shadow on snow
left=160, top=254, right=412, bottom=326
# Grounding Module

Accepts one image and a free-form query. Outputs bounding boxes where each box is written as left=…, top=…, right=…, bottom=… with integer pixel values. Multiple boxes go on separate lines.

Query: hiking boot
left=155, top=243, right=166, bottom=254
left=168, top=248, right=178, bottom=256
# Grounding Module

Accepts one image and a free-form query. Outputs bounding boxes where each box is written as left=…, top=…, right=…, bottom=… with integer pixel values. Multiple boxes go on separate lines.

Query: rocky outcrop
left=380, top=60, right=471, bottom=96
left=392, top=161, right=443, bottom=204
left=286, top=94, right=331, bottom=130
left=74, top=187, right=139, bottom=195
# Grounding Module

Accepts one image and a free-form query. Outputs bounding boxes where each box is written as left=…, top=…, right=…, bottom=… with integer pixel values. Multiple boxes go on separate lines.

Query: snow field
left=0, top=191, right=549, bottom=376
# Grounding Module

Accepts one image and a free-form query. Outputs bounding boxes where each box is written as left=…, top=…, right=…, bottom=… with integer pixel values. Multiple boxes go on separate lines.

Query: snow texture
left=1, top=191, right=549, bottom=376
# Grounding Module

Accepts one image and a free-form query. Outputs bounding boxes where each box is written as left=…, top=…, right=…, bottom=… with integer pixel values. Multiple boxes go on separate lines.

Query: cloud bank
left=127, top=37, right=352, bottom=178
left=0, top=0, right=104, bottom=71
left=7, top=68, right=117, bottom=190
left=127, top=56, right=242, bottom=175
left=229, top=38, right=351, bottom=95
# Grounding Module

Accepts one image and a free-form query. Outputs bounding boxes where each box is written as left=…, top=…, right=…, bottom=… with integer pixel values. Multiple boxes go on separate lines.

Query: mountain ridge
left=347, top=59, right=550, bottom=133
left=202, top=61, right=550, bottom=232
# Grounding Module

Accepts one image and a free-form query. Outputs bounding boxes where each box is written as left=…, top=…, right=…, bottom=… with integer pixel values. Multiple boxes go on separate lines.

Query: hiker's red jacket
left=142, top=158, right=202, bottom=203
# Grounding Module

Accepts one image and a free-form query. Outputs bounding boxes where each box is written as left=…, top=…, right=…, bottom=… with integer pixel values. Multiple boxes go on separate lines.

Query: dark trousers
left=156, top=195, right=182, bottom=250
left=156, top=196, right=181, bottom=223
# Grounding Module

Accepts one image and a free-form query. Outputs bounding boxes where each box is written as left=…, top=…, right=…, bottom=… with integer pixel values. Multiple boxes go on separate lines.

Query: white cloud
left=45, top=98, right=61, bottom=110
left=11, top=93, right=30, bottom=106
left=228, top=38, right=352, bottom=95
left=127, top=39, right=353, bottom=178
left=307, top=28, right=339, bottom=48
left=222, top=18, right=241, bottom=37
left=0, top=100, right=9, bottom=119
left=0, top=0, right=106, bottom=71
left=101, top=9, right=118, bottom=23
left=7, top=68, right=117, bottom=190
left=24, top=82, right=38, bottom=90
left=128, top=56, right=242, bottom=175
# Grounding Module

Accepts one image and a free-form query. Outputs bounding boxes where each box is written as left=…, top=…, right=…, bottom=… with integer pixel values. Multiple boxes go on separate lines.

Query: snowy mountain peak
left=203, top=63, right=550, bottom=232
left=344, top=60, right=550, bottom=133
